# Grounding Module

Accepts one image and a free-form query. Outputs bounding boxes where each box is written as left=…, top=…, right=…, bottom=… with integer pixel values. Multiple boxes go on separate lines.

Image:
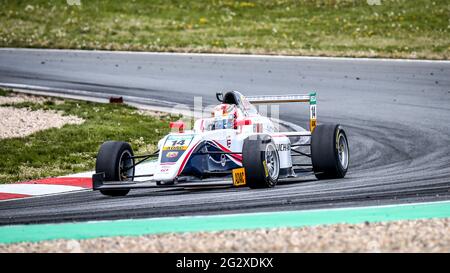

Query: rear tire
left=311, top=124, right=349, bottom=179
left=95, top=141, right=134, bottom=196
left=242, top=135, right=280, bottom=189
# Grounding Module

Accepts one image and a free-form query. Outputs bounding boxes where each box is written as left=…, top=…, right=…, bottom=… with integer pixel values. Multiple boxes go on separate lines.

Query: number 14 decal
left=171, top=140, right=186, bottom=146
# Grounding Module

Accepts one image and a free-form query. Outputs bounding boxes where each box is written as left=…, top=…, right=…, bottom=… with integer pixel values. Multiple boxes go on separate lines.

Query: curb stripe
left=21, top=177, right=92, bottom=188
left=0, top=178, right=92, bottom=201
left=0, top=193, right=31, bottom=201
left=0, top=200, right=449, bottom=244
left=0, top=162, right=157, bottom=201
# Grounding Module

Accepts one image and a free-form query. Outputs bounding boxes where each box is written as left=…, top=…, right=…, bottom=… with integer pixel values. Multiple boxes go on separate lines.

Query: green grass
left=0, top=89, right=11, bottom=96
left=0, top=0, right=448, bottom=59
left=0, top=93, right=173, bottom=183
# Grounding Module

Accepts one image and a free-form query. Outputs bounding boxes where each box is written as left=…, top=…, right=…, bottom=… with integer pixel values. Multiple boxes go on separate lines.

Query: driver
left=211, top=104, right=237, bottom=130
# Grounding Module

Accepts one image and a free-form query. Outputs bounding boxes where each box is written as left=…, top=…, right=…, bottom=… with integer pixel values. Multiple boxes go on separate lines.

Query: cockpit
left=194, top=91, right=258, bottom=132
left=206, top=103, right=237, bottom=130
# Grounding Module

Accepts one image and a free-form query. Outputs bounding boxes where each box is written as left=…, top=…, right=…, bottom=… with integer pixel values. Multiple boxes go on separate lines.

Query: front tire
left=311, top=124, right=349, bottom=179
left=95, top=141, right=135, bottom=196
left=242, top=135, right=280, bottom=189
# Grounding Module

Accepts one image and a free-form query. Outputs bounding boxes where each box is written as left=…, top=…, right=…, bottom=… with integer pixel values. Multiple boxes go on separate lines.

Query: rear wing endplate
left=247, top=92, right=317, bottom=132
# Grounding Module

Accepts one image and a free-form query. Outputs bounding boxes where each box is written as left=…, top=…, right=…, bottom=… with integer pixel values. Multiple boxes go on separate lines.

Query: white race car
left=93, top=91, right=349, bottom=196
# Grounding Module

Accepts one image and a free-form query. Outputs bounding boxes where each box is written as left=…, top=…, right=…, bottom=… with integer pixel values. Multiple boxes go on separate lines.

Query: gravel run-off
left=0, top=93, right=84, bottom=139
left=1, top=218, right=449, bottom=253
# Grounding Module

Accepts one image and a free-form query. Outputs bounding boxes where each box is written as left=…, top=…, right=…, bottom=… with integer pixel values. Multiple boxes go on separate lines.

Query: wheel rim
left=337, top=132, right=349, bottom=170
left=119, top=150, right=134, bottom=181
left=265, top=143, right=280, bottom=180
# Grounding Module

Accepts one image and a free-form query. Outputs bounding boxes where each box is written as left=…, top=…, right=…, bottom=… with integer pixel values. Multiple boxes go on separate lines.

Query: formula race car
left=93, top=91, right=349, bottom=196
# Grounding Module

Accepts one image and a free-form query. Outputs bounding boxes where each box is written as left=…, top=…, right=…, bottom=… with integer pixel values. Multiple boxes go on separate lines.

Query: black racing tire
left=242, top=135, right=280, bottom=189
left=311, top=124, right=349, bottom=180
left=95, top=141, right=135, bottom=196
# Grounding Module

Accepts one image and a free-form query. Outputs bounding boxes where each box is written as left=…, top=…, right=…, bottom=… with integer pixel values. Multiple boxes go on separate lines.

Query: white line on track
left=1, top=47, right=449, bottom=63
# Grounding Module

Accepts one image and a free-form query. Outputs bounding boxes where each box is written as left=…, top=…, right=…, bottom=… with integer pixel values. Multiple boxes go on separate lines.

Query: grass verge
left=0, top=91, right=173, bottom=183
left=0, top=0, right=448, bottom=59
left=0, top=89, right=12, bottom=96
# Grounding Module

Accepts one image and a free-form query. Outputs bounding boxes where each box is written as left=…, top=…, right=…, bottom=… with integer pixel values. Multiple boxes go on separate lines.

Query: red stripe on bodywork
left=212, top=140, right=243, bottom=162
left=21, top=177, right=93, bottom=188
left=177, top=141, right=201, bottom=175
left=0, top=192, right=31, bottom=201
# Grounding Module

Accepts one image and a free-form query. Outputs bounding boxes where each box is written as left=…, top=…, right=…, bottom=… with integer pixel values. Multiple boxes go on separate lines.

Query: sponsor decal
left=220, top=154, right=227, bottom=167
left=160, top=167, right=170, bottom=173
left=212, top=140, right=243, bottom=163
left=163, top=135, right=194, bottom=150
left=276, top=143, right=291, bottom=152
left=310, top=119, right=317, bottom=132
left=232, top=168, right=246, bottom=186
left=310, top=104, right=317, bottom=119
left=309, top=92, right=317, bottom=105
left=166, top=151, right=179, bottom=158
left=161, top=135, right=194, bottom=163
left=336, top=127, right=341, bottom=150
left=263, top=160, right=269, bottom=177
left=310, top=103, right=317, bottom=132
left=163, top=146, right=188, bottom=151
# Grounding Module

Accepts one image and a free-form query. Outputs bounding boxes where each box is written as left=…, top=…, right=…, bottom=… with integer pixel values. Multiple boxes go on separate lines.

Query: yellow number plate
left=232, top=168, right=246, bottom=186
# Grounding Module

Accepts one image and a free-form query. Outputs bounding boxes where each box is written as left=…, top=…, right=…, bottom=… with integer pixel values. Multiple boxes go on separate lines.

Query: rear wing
left=247, top=92, right=317, bottom=132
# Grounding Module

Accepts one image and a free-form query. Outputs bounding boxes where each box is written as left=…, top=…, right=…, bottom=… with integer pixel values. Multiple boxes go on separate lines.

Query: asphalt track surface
left=0, top=48, right=449, bottom=225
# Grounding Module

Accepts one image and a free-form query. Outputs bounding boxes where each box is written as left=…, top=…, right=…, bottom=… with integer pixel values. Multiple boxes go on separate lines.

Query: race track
left=0, top=48, right=449, bottom=225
